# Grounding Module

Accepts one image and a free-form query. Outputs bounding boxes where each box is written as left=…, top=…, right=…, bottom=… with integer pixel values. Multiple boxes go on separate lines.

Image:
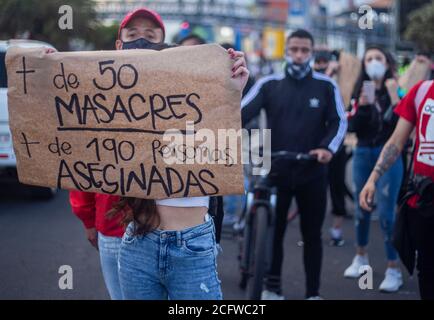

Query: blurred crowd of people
left=63, top=7, right=434, bottom=300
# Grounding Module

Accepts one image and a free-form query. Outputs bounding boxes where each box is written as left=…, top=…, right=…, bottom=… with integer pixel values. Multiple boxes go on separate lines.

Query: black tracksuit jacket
left=241, top=69, right=348, bottom=188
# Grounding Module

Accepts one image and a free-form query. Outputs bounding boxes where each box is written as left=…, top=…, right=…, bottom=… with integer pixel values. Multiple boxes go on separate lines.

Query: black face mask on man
left=121, top=38, right=163, bottom=50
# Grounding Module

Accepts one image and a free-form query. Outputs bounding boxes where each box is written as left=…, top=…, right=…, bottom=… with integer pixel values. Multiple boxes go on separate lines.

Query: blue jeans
left=352, top=146, right=403, bottom=261
left=98, top=232, right=123, bottom=300
left=118, top=215, right=223, bottom=300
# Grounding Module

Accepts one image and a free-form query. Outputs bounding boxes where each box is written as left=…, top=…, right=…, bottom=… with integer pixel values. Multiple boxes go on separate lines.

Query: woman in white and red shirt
left=360, top=77, right=434, bottom=300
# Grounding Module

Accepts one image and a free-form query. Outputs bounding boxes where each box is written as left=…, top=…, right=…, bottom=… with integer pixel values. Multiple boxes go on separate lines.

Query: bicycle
left=234, top=151, right=317, bottom=300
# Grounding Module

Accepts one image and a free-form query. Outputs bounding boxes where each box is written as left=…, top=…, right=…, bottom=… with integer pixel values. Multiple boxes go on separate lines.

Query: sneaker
left=306, top=296, right=324, bottom=300
left=261, top=290, right=284, bottom=300
left=379, top=268, right=403, bottom=293
left=329, top=237, right=345, bottom=247
left=344, top=255, right=370, bottom=278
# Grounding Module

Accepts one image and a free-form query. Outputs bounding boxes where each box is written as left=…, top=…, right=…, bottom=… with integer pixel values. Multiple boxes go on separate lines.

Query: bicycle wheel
left=246, top=205, right=269, bottom=300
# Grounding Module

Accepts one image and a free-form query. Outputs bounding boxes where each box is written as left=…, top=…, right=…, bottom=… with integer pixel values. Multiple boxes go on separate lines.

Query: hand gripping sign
left=6, top=44, right=244, bottom=199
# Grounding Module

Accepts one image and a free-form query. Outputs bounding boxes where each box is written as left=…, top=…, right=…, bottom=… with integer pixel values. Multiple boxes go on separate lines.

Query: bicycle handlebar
left=249, top=151, right=318, bottom=179
left=270, top=151, right=318, bottom=162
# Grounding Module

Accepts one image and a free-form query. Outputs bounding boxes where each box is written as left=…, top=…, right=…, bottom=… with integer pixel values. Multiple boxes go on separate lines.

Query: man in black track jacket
left=241, top=29, right=347, bottom=300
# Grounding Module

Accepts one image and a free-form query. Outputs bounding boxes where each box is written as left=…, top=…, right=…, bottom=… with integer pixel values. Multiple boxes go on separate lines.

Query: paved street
left=0, top=186, right=419, bottom=300
left=1, top=0, right=433, bottom=304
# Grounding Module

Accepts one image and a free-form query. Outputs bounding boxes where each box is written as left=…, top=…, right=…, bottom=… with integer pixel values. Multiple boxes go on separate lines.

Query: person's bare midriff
left=156, top=205, right=208, bottom=231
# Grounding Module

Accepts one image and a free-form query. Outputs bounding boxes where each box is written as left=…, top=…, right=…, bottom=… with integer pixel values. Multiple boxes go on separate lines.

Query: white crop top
left=155, top=196, right=210, bottom=208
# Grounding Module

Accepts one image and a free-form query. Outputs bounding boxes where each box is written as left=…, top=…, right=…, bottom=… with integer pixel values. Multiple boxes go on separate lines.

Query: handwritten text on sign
left=6, top=44, right=244, bottom=199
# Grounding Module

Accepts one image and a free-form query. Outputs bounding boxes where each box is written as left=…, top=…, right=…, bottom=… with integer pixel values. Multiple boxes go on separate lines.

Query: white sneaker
left=261, top=290, right=284, bottom=300
left=344, top=254, right=370, bottom=278
left=379, top=268, right=403, bottom=292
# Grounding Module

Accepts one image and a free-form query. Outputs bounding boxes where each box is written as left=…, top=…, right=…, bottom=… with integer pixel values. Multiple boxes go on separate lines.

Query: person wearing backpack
left=360, top=75, right=434, bottom=300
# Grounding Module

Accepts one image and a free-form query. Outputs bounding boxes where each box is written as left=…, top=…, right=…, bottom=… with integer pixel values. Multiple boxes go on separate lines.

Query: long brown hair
left=107, top=42, right=175, bottom=235
left=107, top=198, right=159, bottom=235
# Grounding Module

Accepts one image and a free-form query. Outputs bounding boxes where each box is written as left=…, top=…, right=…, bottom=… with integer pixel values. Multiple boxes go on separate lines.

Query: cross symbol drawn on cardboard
left=20, top=132, right=40, bottom=158
left=15, top=56, right=35, bottom=94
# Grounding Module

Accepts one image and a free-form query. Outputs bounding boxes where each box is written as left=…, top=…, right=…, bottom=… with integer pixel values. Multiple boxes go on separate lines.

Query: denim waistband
left=128, top=213, right=214, bottom=243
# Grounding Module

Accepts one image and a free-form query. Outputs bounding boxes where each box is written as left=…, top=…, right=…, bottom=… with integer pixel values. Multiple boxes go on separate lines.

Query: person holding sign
left=68, top=8, right=168, bottom=300
left=100, top=8, right=248, bottom=300
left=344, top=47, right=404, bottom=293
left=16, top=6, right=244, bottom=300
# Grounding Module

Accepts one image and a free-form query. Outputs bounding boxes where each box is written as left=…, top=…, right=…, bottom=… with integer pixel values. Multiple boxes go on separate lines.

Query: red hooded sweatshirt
left=69, top=191, right=125, bottom=237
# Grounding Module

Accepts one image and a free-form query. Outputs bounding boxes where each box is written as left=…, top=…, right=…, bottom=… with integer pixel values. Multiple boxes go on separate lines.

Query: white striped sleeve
left=313, top=72, right=348, bottom=153
left=241, top=73, right=284, bottom=109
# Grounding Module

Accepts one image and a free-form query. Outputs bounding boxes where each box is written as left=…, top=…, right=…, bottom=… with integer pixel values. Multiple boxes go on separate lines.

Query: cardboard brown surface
left=337, top=52, right=361, bottom=108
left=398, top=58, right=431, bottom=92
left=6, top=44, right=244, bottom=199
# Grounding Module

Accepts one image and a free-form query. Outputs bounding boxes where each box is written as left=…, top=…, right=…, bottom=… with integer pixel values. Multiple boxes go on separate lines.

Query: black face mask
left=121, top=38, right=163, bottom=50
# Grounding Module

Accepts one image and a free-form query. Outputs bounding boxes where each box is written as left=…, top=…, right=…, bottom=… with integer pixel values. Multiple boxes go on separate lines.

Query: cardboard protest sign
left=6, top=44, right=244, bottom=199
left=337, top=52, right=361, bottom=108
left=398, top=58, right=431, bottom=92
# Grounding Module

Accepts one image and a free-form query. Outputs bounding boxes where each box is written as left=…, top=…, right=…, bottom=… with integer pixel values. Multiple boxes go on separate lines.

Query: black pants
left=265, top=176, right=327, bottom=298
left=407, top=206, right=434, bottom=300
left=328, top=146, right=348, bottom=217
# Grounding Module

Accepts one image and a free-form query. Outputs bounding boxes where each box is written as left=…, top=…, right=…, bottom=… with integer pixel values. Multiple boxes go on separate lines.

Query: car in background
left=0, top=39, right=57, bottom=199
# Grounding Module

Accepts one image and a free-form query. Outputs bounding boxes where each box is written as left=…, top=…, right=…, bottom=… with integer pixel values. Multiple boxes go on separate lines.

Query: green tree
left=0, top=0, right=99, bottom=50
left=404, top=0, right=434, bottom=52
left=399, top=0, right=431, bottom=35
